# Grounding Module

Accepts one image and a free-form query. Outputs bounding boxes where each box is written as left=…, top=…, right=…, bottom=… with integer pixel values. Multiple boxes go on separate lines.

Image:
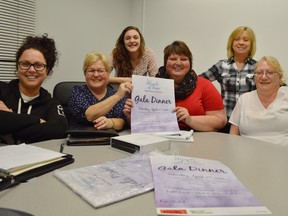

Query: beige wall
left=37, top=0, right=288, bottom=93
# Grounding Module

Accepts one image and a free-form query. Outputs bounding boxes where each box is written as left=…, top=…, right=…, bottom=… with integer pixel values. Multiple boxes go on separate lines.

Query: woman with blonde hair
left=200, top=26, right=257, bottom=133
left=68, top=52, right=132, bottom=130
left=229, top=56, right=288, bottom=145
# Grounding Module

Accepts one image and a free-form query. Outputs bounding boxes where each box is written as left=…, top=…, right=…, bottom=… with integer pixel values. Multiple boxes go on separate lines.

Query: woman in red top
left=124, top=41, right=226, bottom=131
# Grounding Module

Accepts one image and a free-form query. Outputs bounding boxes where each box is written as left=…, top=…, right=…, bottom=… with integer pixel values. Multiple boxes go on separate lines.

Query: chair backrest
left=53, top=81, right=85, bottom=121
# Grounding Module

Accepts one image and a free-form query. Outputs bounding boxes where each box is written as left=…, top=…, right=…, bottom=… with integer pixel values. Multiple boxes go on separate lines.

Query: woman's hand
left=0, top=100, right=12, bottom=112
left=115, top=82, right=133, bottom=99
left=123, top=98, right=133, bottom=119
left=173, top=106, right=191, bottom=124
left=93, top=116, right=113, bottom=129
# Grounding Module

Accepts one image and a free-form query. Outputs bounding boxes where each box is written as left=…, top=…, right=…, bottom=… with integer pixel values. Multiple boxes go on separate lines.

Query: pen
left=60, top=143, right=65, bottom=153
left=184, top=130, right=193, bottom=140
left=169, top=133, right=181, bottom=136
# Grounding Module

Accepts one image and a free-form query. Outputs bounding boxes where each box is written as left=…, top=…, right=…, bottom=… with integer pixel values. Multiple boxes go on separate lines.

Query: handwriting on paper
left=131, top=75, right=179, bottom=133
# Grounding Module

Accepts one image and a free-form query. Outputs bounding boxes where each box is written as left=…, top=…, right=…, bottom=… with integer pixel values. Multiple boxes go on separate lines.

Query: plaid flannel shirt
left=199, top=58, right=256, bottom=117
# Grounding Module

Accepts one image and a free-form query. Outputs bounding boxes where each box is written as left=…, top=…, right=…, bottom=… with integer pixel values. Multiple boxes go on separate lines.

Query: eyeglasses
left=254, top=71, right=278, bottom=77
left=18, top=61, right=47, bottom=72
left=85, top=68, right=108, bottom=76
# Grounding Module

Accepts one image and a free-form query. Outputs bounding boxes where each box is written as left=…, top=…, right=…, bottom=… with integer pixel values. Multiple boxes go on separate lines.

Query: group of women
left=0, top=26, right=287, bottom=145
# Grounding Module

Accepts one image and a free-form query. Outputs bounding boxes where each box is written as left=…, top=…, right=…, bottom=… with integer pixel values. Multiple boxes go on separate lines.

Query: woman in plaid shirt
left=200, top=26, right=257, bottom=133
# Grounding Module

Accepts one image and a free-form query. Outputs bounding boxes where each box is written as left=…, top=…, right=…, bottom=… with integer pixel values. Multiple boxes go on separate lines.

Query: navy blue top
left=68, top=84, right=126, bottom=126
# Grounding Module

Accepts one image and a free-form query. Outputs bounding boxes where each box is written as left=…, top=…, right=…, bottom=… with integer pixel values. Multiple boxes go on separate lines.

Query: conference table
left=0, top=132, right=287, bottom=216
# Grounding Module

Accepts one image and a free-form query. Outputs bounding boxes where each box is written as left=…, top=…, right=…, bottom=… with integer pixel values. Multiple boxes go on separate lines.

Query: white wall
left=36, top=0, right=288, bottom=93
left=36, top=0, right=135, bottom=93
left=143, top=0, right=288, bottom=79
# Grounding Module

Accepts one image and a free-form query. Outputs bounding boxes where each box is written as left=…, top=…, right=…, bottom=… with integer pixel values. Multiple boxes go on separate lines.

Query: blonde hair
left=256, top=56, right=286, bottom=85
left=226, top=26, right=256, bottom=59
left=82, top=52, right=112, bottom=73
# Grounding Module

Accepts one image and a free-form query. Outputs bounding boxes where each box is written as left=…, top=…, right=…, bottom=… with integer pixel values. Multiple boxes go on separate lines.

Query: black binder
left=0, top=154, right=74, bottom=191
left=66, top=126, right=119, bottom=146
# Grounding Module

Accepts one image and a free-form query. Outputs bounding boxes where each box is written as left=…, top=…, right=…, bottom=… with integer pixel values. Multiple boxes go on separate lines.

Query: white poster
left=131, top=75, right=179, bottom=133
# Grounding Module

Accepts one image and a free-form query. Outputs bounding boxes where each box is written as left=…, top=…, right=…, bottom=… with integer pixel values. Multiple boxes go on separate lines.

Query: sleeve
left=146, top=48, right=158, bottom=77
left=68, top=86, right=91, bottom=125
left=199, top=60, right=222, bottom=82
left=0, top=99, right=69, bottom=143
left=228, top=96, right=242, bottom=127
left=11, top=100, right=69, bottom=143
left=201, top=78, right=224, bottom=111
left=0, top=111, right=40, bottom=134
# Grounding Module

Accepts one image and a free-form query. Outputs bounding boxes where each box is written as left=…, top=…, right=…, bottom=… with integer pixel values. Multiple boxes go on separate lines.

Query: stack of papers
left=0, top=144, right=66, bottom=176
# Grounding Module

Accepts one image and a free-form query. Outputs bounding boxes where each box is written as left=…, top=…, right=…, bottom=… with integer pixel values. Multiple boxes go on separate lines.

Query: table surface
left=0, top=132, right=287, bottom=216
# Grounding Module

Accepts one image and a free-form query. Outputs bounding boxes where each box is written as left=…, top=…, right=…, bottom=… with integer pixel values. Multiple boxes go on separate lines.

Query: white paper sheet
left=131, top=75, right=180, bottom=133
left=0, top=144, right=65, bottom=172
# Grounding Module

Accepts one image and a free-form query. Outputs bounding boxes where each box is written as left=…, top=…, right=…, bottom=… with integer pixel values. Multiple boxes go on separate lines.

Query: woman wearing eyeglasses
left=229, top=56, right=288, bottom=145
left=0, top=34, right=69, bottom=144
left=68, top=52, right=132, bottom=130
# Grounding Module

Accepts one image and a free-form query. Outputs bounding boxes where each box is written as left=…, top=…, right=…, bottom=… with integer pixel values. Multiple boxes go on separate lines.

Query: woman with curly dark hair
left=110, top=26, right=158, bottom=84
left=0, top=34, right=69, bottom=144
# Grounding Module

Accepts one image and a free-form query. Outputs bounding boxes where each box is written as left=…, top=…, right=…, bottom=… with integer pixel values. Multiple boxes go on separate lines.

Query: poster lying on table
left=131, top=75, right=179, bottom=133
left=54, top=154, right=153, bottom=208
left=149, top=154, right=271, bottom=215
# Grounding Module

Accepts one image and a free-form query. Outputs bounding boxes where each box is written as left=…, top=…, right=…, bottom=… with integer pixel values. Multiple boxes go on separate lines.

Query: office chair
left=53, top=81, right=85, bottom=121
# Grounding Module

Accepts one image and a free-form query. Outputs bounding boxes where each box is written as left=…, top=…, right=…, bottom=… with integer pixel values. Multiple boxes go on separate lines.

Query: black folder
left=66, top=126, right=119, bottom=146
left=0, top=154, right=74, bottom=191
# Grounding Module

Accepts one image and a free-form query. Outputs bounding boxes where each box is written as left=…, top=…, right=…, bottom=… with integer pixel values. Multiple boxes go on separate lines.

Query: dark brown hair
left=112, top=26, right=145, bottom=77
left=163, top=41, right=193, bottom=70
left=16, top=33, right=58, bottom=75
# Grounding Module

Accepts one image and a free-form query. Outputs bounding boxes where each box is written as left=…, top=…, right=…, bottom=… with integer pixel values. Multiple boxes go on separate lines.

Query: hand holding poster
left=131, top=75, right=180, bottom=133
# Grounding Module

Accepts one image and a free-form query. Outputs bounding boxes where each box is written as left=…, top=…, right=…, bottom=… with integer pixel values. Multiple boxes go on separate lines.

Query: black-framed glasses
left=85, top=68, right=108, bottom=76
left=254, top=71, right=278, bottom=77
left=18, top=61, right=47, bottom=72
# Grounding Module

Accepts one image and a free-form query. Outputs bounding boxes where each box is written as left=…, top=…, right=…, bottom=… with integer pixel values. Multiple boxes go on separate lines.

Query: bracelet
left=110, top=119, right=114, bottom=129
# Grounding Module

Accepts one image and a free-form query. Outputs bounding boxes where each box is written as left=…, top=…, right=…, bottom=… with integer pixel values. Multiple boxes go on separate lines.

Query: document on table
left=150, top=154, right=271, bottom=215
left=131, top=75, right=179, bottom=133
left=0, top=144, right=66, bottom=175
left=54, top=154, right=153, bottom=208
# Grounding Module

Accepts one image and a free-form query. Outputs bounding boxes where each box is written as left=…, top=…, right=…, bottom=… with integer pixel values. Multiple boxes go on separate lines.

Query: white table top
left=1, top=132, right=287, bottom=216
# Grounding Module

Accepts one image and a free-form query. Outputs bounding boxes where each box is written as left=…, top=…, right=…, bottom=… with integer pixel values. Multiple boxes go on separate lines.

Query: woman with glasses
left=229, top=56, right=288, bottom=145
left=109, top=26, right=158, bottom=84
left=199, top=26, right=257, bottom=133
left=68, top=52, right=132, bottom=130
left=0, top=34, right=69, bottom=144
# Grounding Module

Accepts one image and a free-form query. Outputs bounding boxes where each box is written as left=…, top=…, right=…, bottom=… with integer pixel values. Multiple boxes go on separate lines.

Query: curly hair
left=16, top=33, right=58, bottom=75
left=112, top=26, right=145, bottom=77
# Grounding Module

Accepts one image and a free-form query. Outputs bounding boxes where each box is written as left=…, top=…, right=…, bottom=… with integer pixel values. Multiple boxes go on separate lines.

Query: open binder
left=0, top=144, right=74, bottom=191
left=66, top=125, right=119, bottom=146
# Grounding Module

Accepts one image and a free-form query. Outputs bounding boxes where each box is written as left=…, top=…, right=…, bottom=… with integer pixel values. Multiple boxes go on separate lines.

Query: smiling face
left=165, top=53, right=191, bottom=84
left=254, top=59, right=281, bottom=94
left=124, top=29, right=141, bottom=53
left=17, top=48, right=48, bottom=95
left=232, top=31, right=251, bottom=58
left=85, top=60, right=109, bottom=93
